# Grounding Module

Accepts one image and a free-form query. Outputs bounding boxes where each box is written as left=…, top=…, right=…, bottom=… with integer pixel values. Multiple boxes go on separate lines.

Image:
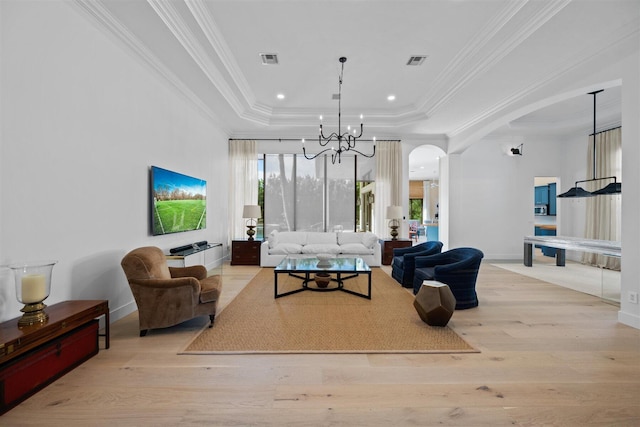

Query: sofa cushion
left=267, top=230, right=279, bottom=249
left=270, top=243, right=304, bottom=254
left=269, top=231, right=307, bottom=249
left=306, top=232, right=337, bottom=244
left=339, top=243, right=374, bottom=255
left=337, top=232, right=378, bottom=248
left=337, top=232, right=363, bottom=245
left=362, top=232, right=378, bottom=248
left=302, top=243, right=340, bottom=254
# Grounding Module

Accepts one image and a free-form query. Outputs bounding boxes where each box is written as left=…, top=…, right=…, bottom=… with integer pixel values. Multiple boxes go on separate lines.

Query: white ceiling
left=75, top=0, right=635, bottom=179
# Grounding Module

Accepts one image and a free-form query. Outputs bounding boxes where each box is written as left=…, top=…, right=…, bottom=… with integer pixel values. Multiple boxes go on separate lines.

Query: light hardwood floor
left=3, top=263, right=639, bottom=426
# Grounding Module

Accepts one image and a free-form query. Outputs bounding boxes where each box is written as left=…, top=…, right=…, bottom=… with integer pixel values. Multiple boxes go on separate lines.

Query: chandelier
left=557, top=89, right=622, bottom=198
left=302, top=57, right=376, bottom=164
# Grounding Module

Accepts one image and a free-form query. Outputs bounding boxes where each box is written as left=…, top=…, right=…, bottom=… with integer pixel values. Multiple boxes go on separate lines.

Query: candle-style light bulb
left=360, top=114, right=363, bottom=122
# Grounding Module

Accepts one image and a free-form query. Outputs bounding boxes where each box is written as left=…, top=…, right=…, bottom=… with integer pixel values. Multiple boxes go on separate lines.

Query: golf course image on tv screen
left=151, top=166, right=206, bottom=235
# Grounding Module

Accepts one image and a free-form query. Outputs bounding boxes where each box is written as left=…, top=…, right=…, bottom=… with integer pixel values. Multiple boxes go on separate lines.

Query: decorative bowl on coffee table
left=316, top=254, right=332, bottom=268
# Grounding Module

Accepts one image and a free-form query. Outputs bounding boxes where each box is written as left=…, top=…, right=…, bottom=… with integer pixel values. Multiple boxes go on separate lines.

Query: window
left=257, top=156, right=265, bottom=240
left=409, top=199, right=423, bottom=221
left=261, top=153, right=373, bottom=237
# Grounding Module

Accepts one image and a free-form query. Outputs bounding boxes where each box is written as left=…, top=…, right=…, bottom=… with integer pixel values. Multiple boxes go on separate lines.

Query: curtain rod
left=228, top=138, right=396, bottom=142
left=590, top=125, right=621, bottom=136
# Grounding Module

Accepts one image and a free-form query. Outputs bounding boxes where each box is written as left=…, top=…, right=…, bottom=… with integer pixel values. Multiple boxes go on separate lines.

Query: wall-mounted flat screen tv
left=150, top=166, right=206, bottom=235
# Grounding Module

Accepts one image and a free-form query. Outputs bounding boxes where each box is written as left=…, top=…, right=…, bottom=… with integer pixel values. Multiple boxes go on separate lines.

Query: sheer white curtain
left=374, top=140, right=402, bottom=238
left=582, top=128, right=621, bottom=270
left=228, top=140, right=258, bottom=245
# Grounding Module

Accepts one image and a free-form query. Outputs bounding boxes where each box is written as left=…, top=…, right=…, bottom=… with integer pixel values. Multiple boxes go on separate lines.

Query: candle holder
left=8, top=261, right=57, bottom=327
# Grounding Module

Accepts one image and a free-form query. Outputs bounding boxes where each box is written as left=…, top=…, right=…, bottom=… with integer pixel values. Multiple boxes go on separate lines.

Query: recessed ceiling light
left=277, top=93, right=285, bottom=100
left=387, top=95, right=396, bottom=101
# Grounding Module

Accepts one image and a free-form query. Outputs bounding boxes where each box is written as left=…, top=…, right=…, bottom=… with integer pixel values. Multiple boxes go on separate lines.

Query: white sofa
left=260, top=231, right=381, bottom=267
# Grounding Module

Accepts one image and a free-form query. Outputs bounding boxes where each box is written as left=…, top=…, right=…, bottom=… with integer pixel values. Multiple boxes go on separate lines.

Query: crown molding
left=264, top=107, right=429, bottom=128
left=70, top=0, right=230, bottom=132
left=416, top=0, right=529, bottom=114
left=185, top=0, right=259, bottom=110
left=448, top=17, right=637, bottom=140
left=149, top=0, right=274, bottom=125
left=418, top=0, right=571, bottom=120
left=147, top=1, right=251, bottom=115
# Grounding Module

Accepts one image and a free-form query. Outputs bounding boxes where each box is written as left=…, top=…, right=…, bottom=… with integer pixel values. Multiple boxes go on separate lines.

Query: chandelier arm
left=347, top=146, right=376, bottom=158
left=323, top=131, right=341, bottom=141
left=331, top=151, right=339, bottom=164
left=303, top=146, right=335, bottom=160
left=353, top=123, right=364, bottom=139
left=317, top=134, right=332, bottom=147
left=319, top=125, right=334, bottom=142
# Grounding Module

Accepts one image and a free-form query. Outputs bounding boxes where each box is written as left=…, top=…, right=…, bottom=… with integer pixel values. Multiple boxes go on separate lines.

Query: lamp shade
left=242, top=205, right=262, bottom=219
left=386, top=205, right=403, bottom=220
left=591, top=182, right=621, bottom=195
left=557, top=187, right=594, bottom=198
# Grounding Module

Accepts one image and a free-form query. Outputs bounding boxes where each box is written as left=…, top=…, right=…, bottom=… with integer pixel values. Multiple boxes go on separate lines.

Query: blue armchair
left=412, top=247, right=484, bottom=309
left=391, top=241, right=443, bottom=288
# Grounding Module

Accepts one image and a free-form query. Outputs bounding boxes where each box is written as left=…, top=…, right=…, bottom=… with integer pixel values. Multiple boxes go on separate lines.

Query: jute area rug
left=182, top=268, right=477, bottom=354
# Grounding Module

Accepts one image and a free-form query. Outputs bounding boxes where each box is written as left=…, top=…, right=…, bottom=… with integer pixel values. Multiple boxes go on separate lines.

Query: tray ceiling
left=74, top=0, right=634, bottom=145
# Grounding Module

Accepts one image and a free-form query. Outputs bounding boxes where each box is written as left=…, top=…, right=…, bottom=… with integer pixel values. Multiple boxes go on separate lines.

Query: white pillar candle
left=21, top=274, right=47, bottom=303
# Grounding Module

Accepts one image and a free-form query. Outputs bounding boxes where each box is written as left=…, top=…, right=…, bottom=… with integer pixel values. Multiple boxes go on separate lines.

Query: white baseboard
left=618, top=310, right=640, bottom=329
left=108, top=300, right=137, bottom=323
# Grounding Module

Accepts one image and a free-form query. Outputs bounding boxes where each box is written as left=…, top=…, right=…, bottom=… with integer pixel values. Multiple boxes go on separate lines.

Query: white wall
left=443, top=52, right=639, bottom=329
left=446, top=134, right=567, bottom=258
left=619, top=51, right=640, bottom=328
left=0, top=1, right=229, bottom=323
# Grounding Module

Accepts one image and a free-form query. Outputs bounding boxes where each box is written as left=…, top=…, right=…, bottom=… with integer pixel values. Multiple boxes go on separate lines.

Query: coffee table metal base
left=275, top=272, right=371, bottom=299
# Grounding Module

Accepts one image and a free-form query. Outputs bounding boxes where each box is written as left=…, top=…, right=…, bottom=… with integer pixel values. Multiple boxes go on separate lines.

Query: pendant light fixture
left=557, top=89, right=622, bottom=198
left=302, top=57, right=376, bottom=164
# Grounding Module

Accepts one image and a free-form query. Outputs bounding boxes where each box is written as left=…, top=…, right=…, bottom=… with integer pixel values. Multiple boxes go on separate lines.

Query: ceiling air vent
left=407, top=55, right=427, bottom=66
left=260, top=53, right=279, bottom=65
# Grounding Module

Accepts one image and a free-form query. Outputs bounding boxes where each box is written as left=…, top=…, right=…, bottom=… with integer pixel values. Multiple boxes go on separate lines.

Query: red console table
left=0, top=300, right=109, bottom=414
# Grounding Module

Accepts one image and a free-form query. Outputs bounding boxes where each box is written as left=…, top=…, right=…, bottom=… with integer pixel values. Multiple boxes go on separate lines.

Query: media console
left=165, top=242, right=224, bottom=271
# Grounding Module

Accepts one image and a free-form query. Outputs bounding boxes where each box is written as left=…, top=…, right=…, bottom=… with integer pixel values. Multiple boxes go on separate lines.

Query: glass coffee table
left=274, top=256, right=372, bottom=299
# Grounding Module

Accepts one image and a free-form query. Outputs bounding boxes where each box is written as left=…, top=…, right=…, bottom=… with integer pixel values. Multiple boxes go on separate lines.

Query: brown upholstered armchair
left=121, top=246, right=222, bottom=336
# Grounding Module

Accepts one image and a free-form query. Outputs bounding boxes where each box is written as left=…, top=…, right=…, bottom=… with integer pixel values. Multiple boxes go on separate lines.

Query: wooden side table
left=380, top=239, right=413, bottom=265
left=231, top=240, right=262, bottom=265
left=0, top=300, right=109, bottom=414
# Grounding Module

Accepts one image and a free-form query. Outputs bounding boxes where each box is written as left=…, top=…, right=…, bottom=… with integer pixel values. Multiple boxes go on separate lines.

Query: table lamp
left=386, top=205, right=403, bottom=240
left=242, top=205, right=262, bottom=241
